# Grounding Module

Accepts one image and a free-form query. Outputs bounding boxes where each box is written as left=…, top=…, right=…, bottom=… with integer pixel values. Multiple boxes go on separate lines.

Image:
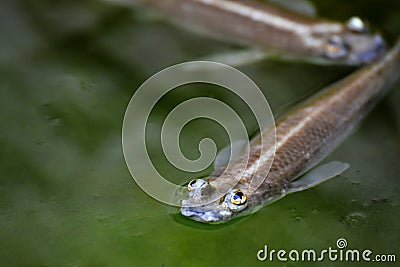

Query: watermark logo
left=336, top=238, right=347, bottom=249
left=122, top=61, right=275, bottom=206
left=257, top=238, right=396, bottom=263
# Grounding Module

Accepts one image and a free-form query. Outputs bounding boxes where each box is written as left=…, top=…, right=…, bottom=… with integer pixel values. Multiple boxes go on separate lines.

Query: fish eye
left=226, top=189, right=247, bottom=211
left=323, top=37, right=348, bottom=59
left=187, top=179, right=207, bottom=192
left=230, top=190, right=246, bottom=205
left=346, top=16, right=369, bottom=34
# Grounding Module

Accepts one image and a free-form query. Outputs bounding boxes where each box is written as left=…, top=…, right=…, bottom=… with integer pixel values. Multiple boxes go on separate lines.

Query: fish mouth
left=350, top=34, right=387, bottom=64
left=180, top=206, right=232, bottom=223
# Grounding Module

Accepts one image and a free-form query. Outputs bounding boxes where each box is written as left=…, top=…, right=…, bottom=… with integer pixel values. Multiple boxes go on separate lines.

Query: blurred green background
left=1, top=0, right=400, bottom=266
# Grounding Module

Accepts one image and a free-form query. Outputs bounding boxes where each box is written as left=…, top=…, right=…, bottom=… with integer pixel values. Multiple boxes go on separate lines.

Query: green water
left=1, top=0, right=400, bottom=266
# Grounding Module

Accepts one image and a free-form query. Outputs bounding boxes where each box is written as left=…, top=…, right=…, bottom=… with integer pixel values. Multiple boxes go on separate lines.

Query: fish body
left=181, top=38, right=400, bottom=223
left=134, top=0, right=385, bottom=65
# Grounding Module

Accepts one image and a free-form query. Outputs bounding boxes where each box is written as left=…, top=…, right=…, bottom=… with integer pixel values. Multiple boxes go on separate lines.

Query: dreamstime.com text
left=257, top=238, right=396, bottom=263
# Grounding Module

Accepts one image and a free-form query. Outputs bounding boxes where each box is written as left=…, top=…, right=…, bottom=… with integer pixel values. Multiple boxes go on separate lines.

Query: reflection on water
left=0, top=0, right=399, bottom=266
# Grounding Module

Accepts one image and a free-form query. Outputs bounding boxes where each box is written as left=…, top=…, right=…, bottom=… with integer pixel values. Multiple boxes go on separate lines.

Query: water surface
left=1, top=0, right=399, bottom=266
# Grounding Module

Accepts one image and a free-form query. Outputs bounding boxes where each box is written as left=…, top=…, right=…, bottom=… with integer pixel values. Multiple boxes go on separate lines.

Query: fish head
left=180, top=178, right=249, bottom=224
left=322, top=16, right=386, bottom=64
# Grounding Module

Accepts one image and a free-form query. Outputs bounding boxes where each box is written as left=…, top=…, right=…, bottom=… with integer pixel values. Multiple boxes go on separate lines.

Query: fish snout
left=180, top=205, right=232, bottom=223
left=354, top=34, right=386, bottom=63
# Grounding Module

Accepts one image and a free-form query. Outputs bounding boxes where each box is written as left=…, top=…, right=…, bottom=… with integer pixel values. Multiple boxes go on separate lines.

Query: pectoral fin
left=214, top=140, right=249, bottom=169
left=288, top=161, right=350, bottom=194
left=197, top=47, right=334, bottom=68
left=198, top=48, right=270, bottom=68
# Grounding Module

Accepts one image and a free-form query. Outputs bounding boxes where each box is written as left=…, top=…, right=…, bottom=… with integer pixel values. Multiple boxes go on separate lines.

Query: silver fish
left=181, top=37, right=400, bottom=223
left=130, top=0, right=386, bottom=65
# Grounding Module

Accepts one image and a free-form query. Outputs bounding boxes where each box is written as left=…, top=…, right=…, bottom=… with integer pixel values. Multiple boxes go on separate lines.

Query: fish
left=122, top=0, right=386, bottom=65
left=180, top=37, right=400, bottom=224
